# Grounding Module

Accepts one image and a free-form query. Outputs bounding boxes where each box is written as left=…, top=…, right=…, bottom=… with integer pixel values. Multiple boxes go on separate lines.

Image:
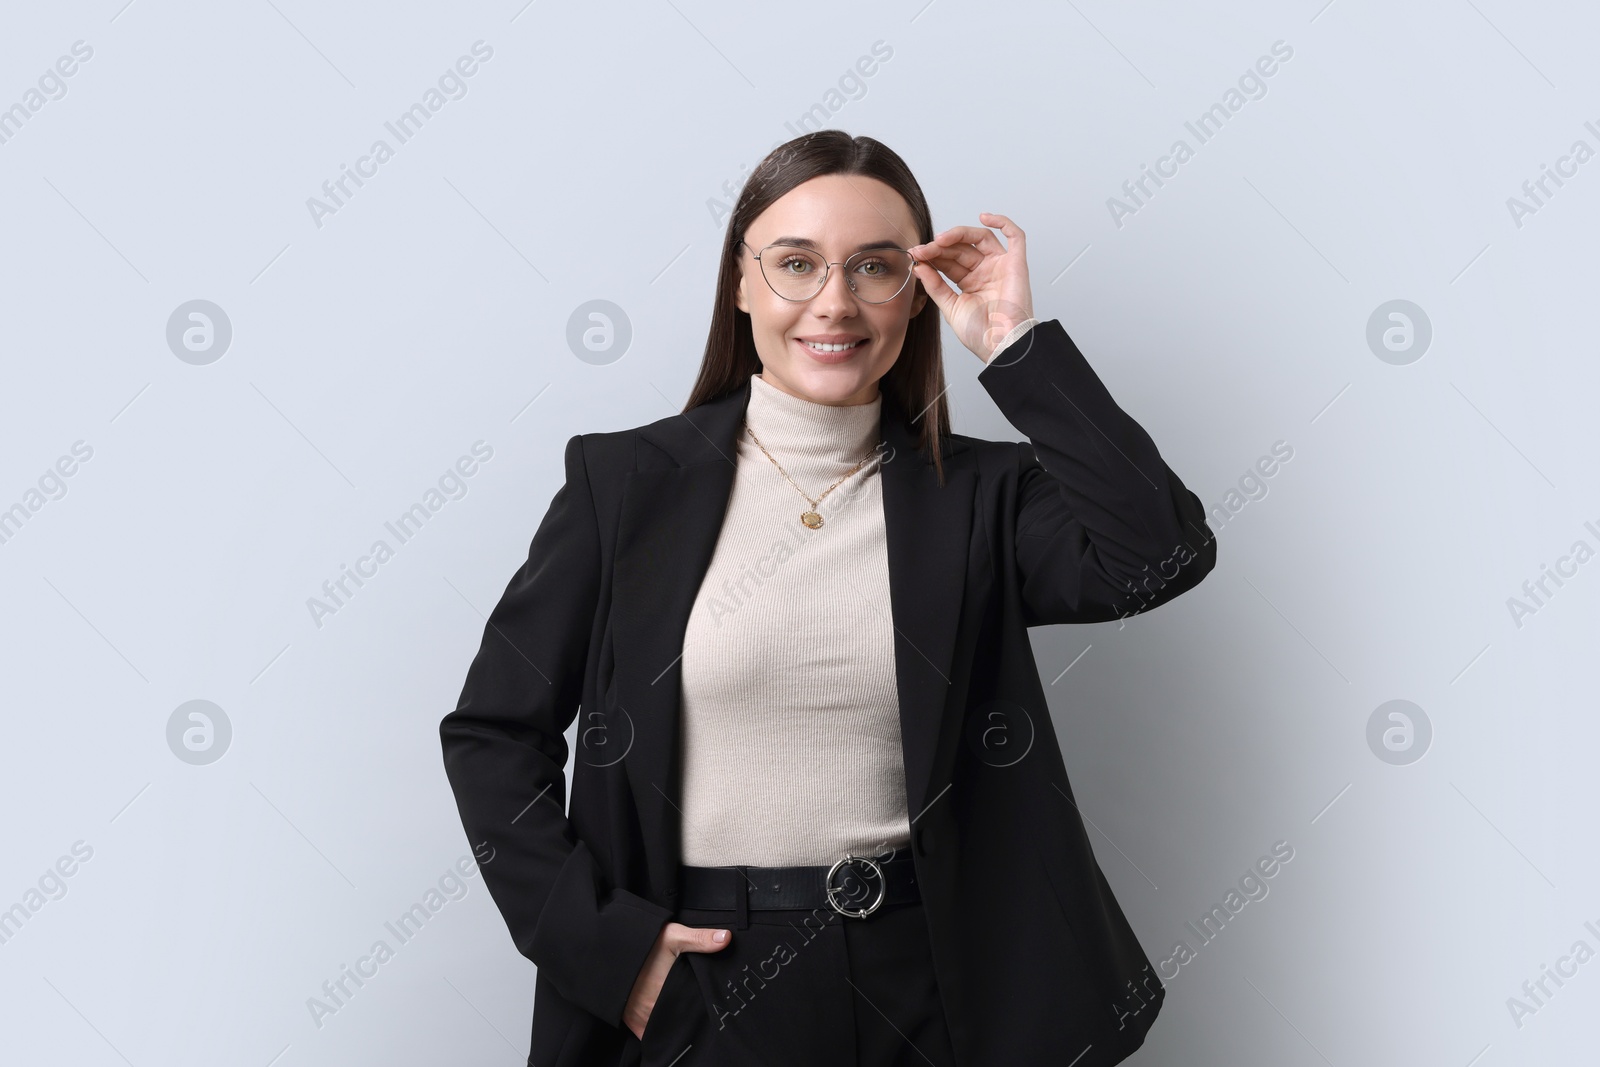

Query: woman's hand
left=622, top=921, right=732, bottom=1040
left=908, top=212, right=1036, bottom=365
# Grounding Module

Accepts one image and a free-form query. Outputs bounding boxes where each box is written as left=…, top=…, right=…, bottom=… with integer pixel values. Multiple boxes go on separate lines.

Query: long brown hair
left=682, top=130, right=953, bottom=485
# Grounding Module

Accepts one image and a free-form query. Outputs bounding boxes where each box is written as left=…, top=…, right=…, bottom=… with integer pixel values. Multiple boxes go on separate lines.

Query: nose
left=811, top=260, right=859, bottom=319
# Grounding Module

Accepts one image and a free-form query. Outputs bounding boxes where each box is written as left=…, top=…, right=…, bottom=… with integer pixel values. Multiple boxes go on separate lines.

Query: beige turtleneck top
left=677, top=319, right=1038, bottom=867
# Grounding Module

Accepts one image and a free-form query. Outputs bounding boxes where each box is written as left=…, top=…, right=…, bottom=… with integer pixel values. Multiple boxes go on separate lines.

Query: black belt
left=679, top=851, right=919, bottom=921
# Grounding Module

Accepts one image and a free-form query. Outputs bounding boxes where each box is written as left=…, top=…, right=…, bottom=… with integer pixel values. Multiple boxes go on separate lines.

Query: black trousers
left=631, top=898, right=959, bottom=1067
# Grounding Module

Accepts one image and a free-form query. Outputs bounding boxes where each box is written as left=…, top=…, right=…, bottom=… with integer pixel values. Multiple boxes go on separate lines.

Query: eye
left=776, top=255, right=813, bottom=275
left=853, top=258, right=888, bottom=276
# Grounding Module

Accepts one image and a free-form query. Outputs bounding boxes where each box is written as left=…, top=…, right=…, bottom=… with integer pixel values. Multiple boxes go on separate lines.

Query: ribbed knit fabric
left=677, top=370, right=904, bottom=867
left=677, top=319, right=1039, bottom=867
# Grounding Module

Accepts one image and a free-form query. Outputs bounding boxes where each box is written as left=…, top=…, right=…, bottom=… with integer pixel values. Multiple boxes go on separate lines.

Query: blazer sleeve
left=440, top=434, right=671, bottom=1029
left=976, top=319, right=1217, bottom=626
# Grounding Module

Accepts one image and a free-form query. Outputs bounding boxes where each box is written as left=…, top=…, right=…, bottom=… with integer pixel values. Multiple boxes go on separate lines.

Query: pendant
left=801, top=511, right=824, bottom=529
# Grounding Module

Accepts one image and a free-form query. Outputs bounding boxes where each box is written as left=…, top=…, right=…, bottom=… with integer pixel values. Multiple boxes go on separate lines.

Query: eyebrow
left=766, top=236, right=905, bottom=253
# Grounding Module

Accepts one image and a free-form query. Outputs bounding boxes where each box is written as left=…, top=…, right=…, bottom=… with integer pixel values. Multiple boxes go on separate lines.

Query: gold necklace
left=744, top=421, right=881, bottom=529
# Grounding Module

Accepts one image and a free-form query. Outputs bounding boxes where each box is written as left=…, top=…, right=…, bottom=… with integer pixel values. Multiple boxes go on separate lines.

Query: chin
left=795, top=369, right=880, bottom=405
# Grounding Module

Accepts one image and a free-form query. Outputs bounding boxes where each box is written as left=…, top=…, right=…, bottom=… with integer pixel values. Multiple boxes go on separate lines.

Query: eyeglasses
left=738, top=240, right=916, bottom=304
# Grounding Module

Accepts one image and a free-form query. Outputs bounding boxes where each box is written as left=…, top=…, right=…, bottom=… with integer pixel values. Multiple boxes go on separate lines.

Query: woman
left=441, top=131, right=1217, bottom=1067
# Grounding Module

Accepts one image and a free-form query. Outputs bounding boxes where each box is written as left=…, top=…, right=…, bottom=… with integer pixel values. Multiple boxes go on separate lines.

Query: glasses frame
left=737, top=239, right=917, bottom=305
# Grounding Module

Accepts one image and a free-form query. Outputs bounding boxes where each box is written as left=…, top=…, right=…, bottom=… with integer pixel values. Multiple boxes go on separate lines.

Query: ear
left=735, top=272, right=749, bottom=314
left=909, top=284, right=928, bottom=318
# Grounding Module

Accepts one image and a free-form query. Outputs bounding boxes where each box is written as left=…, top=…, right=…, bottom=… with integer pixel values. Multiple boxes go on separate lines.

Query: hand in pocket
left=624, top=921, right=733, bottom=1040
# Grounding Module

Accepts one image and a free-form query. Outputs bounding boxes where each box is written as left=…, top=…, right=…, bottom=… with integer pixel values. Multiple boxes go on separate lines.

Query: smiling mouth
left=797, top=338, right=869, bottom=354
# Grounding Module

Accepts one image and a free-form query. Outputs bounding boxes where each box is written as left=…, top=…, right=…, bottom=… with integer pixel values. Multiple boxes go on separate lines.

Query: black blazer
left=440, top=319, right=1218, bottom=1067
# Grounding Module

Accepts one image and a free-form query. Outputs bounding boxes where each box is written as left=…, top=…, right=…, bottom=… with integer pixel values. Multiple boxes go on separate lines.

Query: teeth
left=802, top=339, right=864, bottom=353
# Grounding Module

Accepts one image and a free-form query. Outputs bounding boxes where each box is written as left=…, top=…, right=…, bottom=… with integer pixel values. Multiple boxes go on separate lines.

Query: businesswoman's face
left=735, top=173, right=928, bottom=407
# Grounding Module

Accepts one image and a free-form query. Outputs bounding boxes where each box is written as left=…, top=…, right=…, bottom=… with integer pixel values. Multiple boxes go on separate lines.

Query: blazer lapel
left=609, top=375, right=974, bottom=893
left=879, top=403, right=974, bottom=829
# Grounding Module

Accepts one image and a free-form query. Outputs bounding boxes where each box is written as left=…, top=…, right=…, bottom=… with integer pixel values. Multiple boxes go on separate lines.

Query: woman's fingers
left=914, top=242, right=984, bottom=277
left=909, top=215, right=1023, bottom=280
left=930, top=222, right=1009, bottom=258
left=978, top=211, right=1026, bottom=250
left=926, top=225, right=993, bottom=248
left=912, top=255, right=974, bottom=292
left=911, top=234, right=984, bottom=274
left=919, top=215, right=1024, bottom=256
left=908, top=215, right=1029, bottom=346
left=912, top=259, right=960, bottom=317
left=672, top=925, right=732, bottom=954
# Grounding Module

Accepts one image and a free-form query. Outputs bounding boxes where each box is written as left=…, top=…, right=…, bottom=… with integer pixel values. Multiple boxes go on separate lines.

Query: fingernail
left=713, top=930, right=729, bottom=942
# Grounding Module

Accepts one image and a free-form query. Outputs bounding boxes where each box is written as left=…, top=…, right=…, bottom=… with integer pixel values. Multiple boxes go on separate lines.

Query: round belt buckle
left=825, top=854, right=886, bottom=918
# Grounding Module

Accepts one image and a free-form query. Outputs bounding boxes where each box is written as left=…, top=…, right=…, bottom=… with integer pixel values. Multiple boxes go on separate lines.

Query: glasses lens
left=758, top=245, right=913, bottom=303
left=760, top=245, right=827, bottom=300
left=845, top=248, right=913, bottom=303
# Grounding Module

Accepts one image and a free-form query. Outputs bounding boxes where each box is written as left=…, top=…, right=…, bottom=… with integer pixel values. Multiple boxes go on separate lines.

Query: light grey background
left=2, top=0, right=1596, bottom=1064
